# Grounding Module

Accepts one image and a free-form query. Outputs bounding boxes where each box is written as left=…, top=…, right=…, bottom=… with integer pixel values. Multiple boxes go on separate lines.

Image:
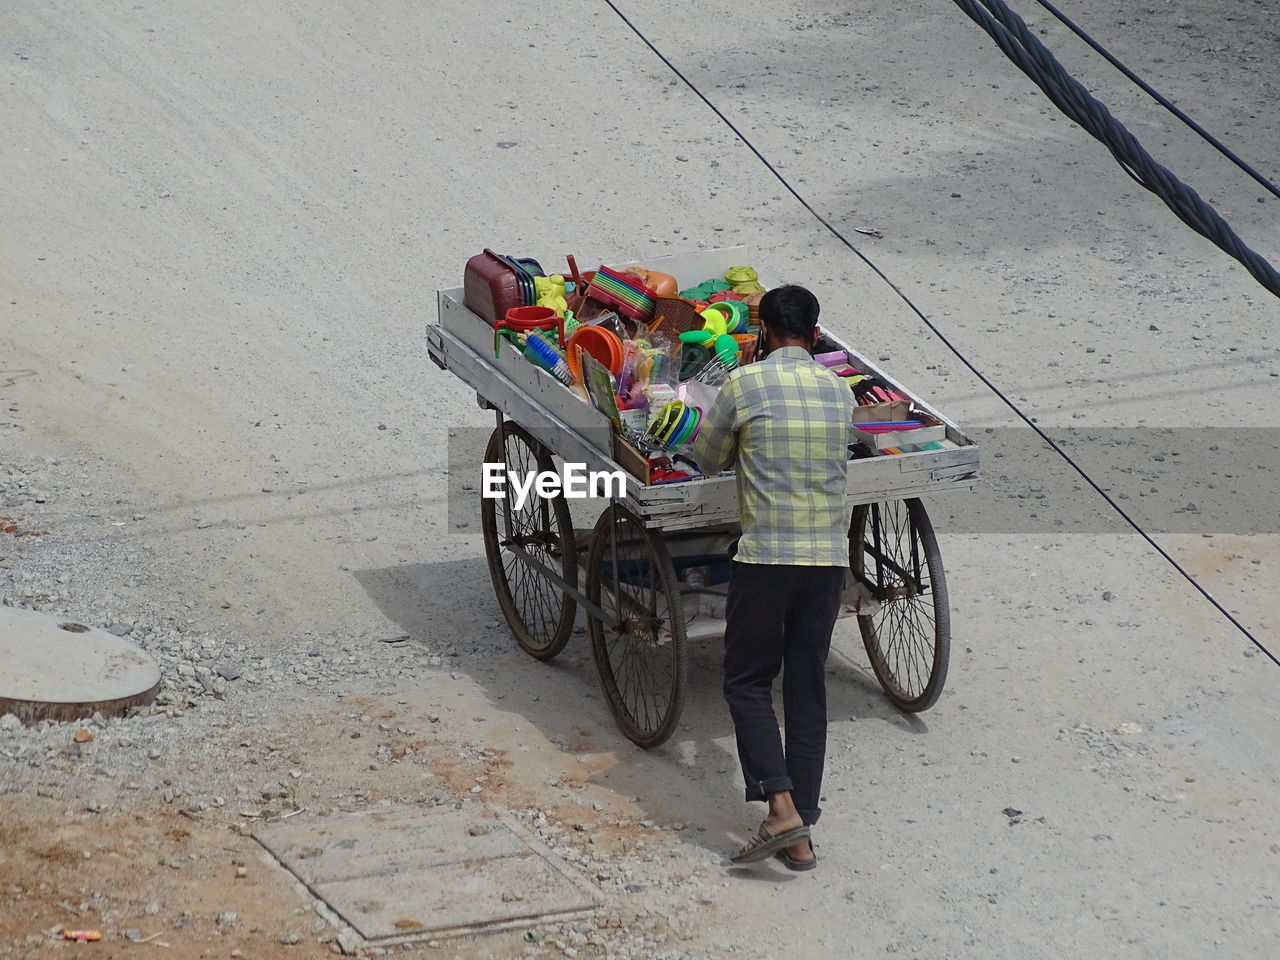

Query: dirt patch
left=0, top=516, right=49, bottom=537
left=0, top=797, right=329, bottom=960
left=1173, top=535, right=1276, bottom=583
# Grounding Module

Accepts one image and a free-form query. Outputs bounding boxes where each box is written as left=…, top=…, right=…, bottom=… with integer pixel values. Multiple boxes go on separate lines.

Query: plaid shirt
left=691, top=346, right=854, bottom=566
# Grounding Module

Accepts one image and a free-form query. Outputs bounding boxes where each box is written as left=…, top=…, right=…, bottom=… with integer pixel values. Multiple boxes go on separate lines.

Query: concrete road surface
left=2, top=1, right=1278, bottom=957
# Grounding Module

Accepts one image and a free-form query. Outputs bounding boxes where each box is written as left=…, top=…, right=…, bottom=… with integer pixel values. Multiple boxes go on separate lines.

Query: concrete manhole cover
left=255, top=804, right=599, bottom=943
left=0, top=607, right=161, bottom=723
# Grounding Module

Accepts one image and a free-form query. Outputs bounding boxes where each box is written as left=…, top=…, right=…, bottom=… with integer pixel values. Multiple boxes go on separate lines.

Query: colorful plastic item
left=644, top=348, right=672, bottom=387
left=464, top=249, right=527, bottom=326
left=495, top=306, right=563, bottom=358
left=675, top=405, right=702, bottom=446
left=647, top=401, right=681, bottom=446
left=647, top=400, right=702, bottom=450
left=700, top=309, right=729, bottom=337
left=566, top=324, right=624, bottom=381
left=587, top=310, right=627, bottom=339
left=712, top=333, right=740, bottom=368
left=650, top=465, right=695, bottom=484
left=703, top=299, right=748, bottom=333
left=616, top=340, right=642, bottom=397
left=585, top=266, right=656, bottom=323
left=679, top=329, right=716, bottom=346
left=523, top=330, right=574, bottom=385
left=621, top=266, right=678, bottom=298
left=731, top=333, right=758, bottom=364
left=724, top=266, right=765, bottom=295
left=499, top=254, right=537, bottom=306
left=647, top=295, right=700, bottom=336
left=678, top=278, right=732, bottom=300
left=534, top=275, right=570, bottom=317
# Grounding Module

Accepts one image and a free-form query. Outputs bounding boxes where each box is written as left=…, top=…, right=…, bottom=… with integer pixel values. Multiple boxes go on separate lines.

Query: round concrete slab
left=0, top=608, right=161, bottom=724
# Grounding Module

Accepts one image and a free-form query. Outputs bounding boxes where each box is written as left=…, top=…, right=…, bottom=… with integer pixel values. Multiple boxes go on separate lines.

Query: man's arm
left=690, top=382, right=739, bottom=475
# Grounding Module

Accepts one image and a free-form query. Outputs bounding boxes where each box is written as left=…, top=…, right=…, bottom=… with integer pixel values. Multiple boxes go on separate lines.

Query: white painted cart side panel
left=439, top=291, right=613, bottom=452
left=431, top=326, right=644, bottom=495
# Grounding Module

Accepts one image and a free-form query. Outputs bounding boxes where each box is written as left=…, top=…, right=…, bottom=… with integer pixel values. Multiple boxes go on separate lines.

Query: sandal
left=730, top=821, right=811, bottom=864
left=775, top=839, right=818, bottom=872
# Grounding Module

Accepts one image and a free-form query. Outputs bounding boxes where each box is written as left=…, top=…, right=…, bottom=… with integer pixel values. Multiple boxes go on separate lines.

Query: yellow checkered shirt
left=691, top=346, right=854, bottom=566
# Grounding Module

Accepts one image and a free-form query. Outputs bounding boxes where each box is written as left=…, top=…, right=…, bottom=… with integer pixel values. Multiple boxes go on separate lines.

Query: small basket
left=650, top=296, right=703, bottom=337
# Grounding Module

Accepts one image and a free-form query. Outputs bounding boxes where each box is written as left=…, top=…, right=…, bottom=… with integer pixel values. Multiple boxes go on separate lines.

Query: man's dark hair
left=758, top=284, right=820, bottom=339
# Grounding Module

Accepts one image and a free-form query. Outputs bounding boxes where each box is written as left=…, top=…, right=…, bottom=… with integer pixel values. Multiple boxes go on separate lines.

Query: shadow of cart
left=353, top=552, right=930, bottom=861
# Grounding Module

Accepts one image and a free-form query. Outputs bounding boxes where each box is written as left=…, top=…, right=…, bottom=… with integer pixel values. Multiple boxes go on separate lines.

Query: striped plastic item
left=586, top=266, right=656, bottom=323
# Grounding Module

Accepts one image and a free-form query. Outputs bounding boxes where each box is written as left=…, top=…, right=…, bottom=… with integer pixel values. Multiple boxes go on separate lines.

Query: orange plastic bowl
left=567, top=324, right=624, bottom=382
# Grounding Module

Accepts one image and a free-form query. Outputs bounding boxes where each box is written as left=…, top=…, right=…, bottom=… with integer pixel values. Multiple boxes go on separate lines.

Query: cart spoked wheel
left=849, top=498, right=950, bottom=712
left=479, top=420, right=577, bottom=661
left=585, top=504, right=687, bottom=748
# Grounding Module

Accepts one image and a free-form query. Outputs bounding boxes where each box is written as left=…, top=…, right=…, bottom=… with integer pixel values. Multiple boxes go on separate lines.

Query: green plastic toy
left=679, top=329, right=716, bottom=346
left=713, top=333, right=740, bottom=367
left=678, top=278, right=733, bottom=300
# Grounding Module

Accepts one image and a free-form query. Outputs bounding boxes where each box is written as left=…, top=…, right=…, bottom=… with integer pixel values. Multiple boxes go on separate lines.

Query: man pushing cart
left=427, top=246, right=979, bottom=866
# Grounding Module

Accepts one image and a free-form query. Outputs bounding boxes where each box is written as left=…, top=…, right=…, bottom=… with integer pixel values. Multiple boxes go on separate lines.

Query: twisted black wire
left=599, top=0, right=1280, bottom=667
left=1030, top=0, right=1280, bottom=202
left=952, top=0, right=1280, bottom=298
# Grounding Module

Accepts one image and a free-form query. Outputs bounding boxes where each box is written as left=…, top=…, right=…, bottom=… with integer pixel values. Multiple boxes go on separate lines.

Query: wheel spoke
left=849, top=500, right=949, bottom=710
left=586, top=507, right=685, bottom=746
left=481, top=423, right=576, bottom=660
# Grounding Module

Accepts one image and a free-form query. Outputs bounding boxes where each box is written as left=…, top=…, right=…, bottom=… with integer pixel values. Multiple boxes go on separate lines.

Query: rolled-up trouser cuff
left=798, top=807, right=821, bottom=827
left=744, top=776, right=794, bottom=803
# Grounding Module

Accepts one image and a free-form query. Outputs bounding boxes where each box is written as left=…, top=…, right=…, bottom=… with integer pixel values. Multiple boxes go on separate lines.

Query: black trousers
left=723, top=561, right=845, bottom=826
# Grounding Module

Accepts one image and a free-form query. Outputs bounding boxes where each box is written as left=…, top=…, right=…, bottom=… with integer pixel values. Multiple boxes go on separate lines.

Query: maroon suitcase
left=464, top=249, right=524, bottom=326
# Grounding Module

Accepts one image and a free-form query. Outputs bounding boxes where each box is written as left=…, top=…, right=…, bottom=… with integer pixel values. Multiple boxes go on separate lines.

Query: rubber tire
left=850, top=498, right=950, bottom=712
left=479, top=421, right=577, bottom=661
left=585, top=504, right=687, bottom=748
